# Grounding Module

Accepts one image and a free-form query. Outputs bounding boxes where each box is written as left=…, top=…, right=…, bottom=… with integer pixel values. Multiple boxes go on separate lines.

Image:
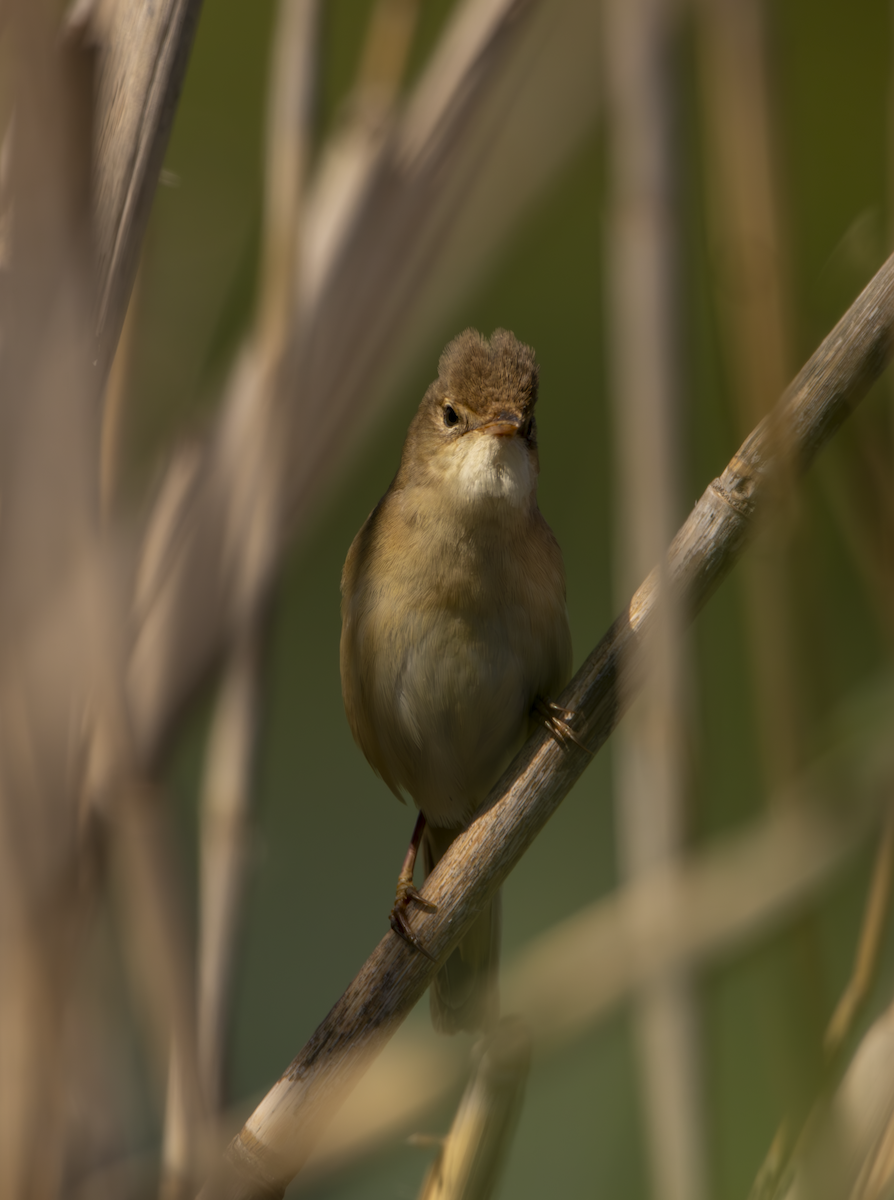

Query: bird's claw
left=536, top=698, right=591, bottom=755
left=390, top=875, right=438, bottom=961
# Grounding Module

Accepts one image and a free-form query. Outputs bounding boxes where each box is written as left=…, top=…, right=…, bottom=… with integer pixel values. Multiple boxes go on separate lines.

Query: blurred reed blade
left=0, top=5, right=116, bottom=1194
left=256, top=0, right=317, bottom=369
left=85, top=0, right=205, bottom=380
left=100, top=256, right=141, bottom=518
left=508, top=799, right=883, bottom=1060
left=0, top=6, right=208, bottom=1191
left=604, top=0, right=706, bottom=1194
left=197, top=633, right=261, bottom=1114
left=826, top=811, right=894, bottom=1062
left=415, top=1018, right=531, bottom=1200
left=112, top=782, right=207, bottom=1200
left=197, top=246, right=894, bottom=1200
left=192, top=0, right=317, bottom=1149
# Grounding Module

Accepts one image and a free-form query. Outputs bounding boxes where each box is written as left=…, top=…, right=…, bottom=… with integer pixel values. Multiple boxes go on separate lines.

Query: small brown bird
left=340, top=328, right=572, bottom=1033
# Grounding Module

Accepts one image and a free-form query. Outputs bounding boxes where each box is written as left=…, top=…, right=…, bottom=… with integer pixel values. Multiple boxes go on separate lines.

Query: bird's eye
left=443, top=404, right=460, bottom=428
left=522, top=416, right=534, bottom=440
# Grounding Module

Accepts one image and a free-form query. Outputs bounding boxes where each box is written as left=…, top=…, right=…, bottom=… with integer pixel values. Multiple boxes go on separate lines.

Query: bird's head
left=398, top=328, right=541, bottom=513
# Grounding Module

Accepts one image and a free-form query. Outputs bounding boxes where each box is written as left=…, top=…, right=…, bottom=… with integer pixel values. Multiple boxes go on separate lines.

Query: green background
left=125, top=2, right=894, bottom=1196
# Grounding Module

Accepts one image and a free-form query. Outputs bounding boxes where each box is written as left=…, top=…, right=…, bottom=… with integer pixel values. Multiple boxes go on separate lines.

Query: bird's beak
left=476, top=413, right=523, bottom=437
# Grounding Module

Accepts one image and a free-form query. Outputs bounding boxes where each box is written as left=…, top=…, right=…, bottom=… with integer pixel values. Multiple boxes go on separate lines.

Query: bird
left=340, top=328, right=573, bottom=1034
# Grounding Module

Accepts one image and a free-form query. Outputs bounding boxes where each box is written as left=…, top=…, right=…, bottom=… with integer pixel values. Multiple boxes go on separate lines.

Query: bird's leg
left=534, top=697, right=591, bottom=755
left=390, top=811, right=438, bottom=960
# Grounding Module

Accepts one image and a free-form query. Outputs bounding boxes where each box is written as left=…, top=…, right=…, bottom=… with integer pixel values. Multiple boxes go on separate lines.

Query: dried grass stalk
left=604, top=0, right=706, bottom=1194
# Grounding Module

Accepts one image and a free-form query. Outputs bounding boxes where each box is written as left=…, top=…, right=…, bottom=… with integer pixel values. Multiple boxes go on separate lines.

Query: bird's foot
left=535, top=698, right=591, bottom=755
left=390, top=871, right=438, bottom=961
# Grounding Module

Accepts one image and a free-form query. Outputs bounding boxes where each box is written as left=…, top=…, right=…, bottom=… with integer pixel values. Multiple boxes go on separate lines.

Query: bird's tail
left=423, top=822, right=501, bottom=1035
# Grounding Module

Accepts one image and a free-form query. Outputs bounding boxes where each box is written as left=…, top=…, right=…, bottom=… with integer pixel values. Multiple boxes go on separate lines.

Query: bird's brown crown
left=395, top=329, right=541, bottom=485
left=436, top=328, right=539, bottom=419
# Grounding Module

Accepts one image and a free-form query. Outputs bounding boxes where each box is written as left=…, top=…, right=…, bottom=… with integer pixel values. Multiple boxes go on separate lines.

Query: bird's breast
left=343, top=494, right=571, bottom=826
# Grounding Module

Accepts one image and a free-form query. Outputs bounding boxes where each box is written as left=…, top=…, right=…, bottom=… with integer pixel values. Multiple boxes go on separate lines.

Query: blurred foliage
left=121, top=0, right=894, bottom=1196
